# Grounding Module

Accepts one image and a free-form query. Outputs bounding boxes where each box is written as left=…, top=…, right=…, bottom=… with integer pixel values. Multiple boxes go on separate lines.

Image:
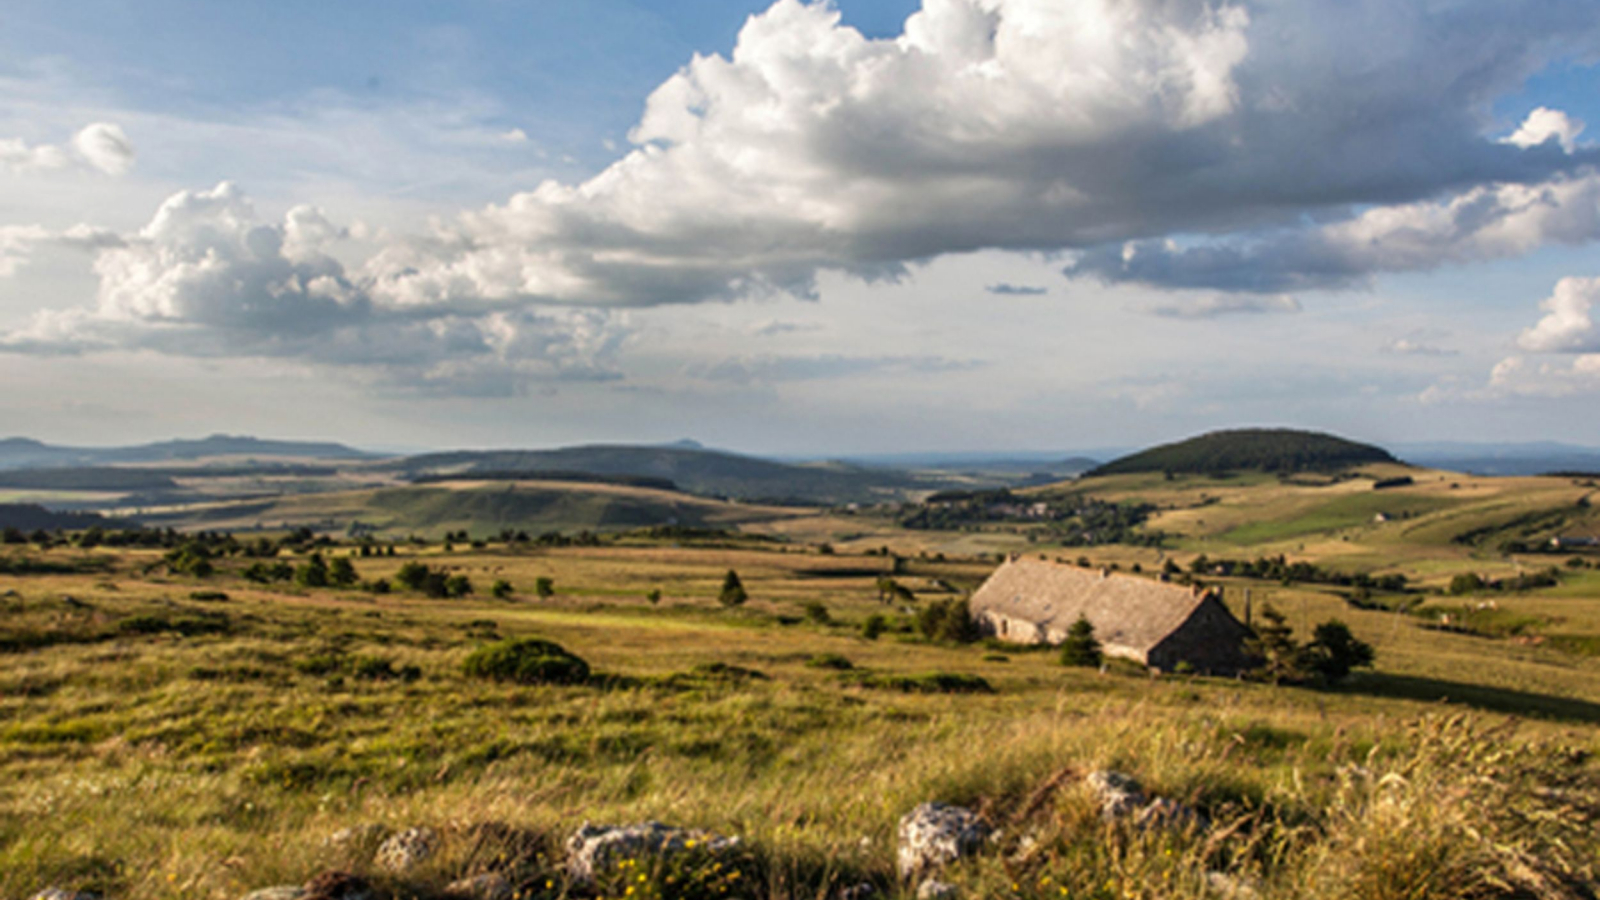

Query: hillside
left=395, top=444, right=939, bottom=505
left=0, top=434, right=378, bottom=469
left=128, top=478, right=808, bottom=536
left=1088, top=428, right=1398, bottom=476
left=0, top=503, right=127, bottom=531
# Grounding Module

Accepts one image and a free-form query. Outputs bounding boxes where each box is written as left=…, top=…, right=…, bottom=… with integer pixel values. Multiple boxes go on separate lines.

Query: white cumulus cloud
left=0, top=122, right=134, bottom=176
left=1503, top=107, right=1585, bottom=154
left=1518, top=276, right=1600, bottom=353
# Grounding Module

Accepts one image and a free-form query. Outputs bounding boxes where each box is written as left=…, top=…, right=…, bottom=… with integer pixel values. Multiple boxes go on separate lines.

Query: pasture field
left=6, top=534, right=1600, bottom=900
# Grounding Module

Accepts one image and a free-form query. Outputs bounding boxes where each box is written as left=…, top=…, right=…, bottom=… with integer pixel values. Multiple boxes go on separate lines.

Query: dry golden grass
left=3, top=536, right=1600, bottom=899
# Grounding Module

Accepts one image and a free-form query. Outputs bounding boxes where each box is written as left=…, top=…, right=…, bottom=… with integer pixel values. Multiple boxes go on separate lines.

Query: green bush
left=917, top=598, right=980, bottom=643
left=857, top=671, right=993, bottom=694
left=462, top=638, right=590, bottom=685
left=718, top=569, right=748, bottom=607
left=805, top=653, right=854, bottom=670
left=861, top=613, right=888, bottom=640
left=1059, top=614, right=1102, bottom=667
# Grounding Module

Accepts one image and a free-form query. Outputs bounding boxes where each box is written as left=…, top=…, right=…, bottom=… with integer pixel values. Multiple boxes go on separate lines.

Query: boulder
left=1085, top=771, right=1148, bottom=820
left=565, top=821, right=740, bottom=884
left=895, top=802, right=990, bottom=880
left=1134, top=796, right=1202, bottom=830
left=374, top=826, right=439, bottom=874
left=442, top=872, right=516, bottom=900
left=1086, top=771, right=1202, bottom=829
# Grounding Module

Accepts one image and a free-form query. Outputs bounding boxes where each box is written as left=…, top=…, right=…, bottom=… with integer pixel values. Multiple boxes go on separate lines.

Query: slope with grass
left=126, top=478, right=812, bottom=536
left=394, top=444, right=949, bottom=505
left=1087, top=428, right=1399, bottom=477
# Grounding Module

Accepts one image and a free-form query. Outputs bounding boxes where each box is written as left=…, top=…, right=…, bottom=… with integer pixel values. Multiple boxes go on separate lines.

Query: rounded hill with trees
left=1087, top=428, right=1399, bottom=477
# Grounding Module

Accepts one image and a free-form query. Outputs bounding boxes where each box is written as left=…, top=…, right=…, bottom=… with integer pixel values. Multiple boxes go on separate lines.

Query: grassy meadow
left=7, top=469, right=1600, bottom=899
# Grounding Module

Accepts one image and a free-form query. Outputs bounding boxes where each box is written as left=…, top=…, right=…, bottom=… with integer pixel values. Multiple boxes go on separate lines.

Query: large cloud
left=2, top=183, right=627, bottom=393
left=1070, top=159, right=1600, bottom=293
left=361, top=0, right=1597, bottom=310
left=5, top=0, right=1600, bottom=390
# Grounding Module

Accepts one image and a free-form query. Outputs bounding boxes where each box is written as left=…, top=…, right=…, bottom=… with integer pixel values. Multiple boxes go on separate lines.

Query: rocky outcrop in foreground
left=565, top=821, right=741, bottom=884
left=29, top=776, right=1206, bottom=900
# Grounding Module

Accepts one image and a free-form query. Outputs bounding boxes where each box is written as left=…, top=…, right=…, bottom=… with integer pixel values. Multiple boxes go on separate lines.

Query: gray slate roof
left=969, top=557, right=1220, bottom=651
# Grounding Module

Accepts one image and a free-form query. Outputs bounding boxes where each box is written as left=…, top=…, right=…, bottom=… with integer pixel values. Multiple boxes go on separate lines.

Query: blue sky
left=1, top=0, right=1599, bottom=454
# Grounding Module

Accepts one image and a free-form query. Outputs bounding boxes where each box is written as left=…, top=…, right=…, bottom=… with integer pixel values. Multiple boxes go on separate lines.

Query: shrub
left=329, top=557, right=358, bottom=588
left=1059, top=614, right=1103, bottom=667
left=801, top=600, right=831, bottom=624
left=1303, top=619, right=1375, bottom=684
left=295, top=554, right=330, bottom=588
left=1448, top=572, right=1484, bottom=595
left=395, top=561, right=431, bottom=590
left=646, top=588, right=662, bottom=605
left=861, top=613, right=889, bottom=640
left=806, top=653, right=853, bottom=670
left=491, top=579, right=513, bottom=599
left=462, top=638, right=590, bottom=685
left=857, top=671, right=993, bottom=693
left=718, top=569, right=748, bottom=607
left=917, top=598, right=980, bottom=643
left=535, top=576, right=555, bottom=598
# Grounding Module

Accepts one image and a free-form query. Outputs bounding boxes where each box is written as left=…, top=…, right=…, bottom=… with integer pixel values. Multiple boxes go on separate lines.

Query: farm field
left=6, top=527, right=1600, bottom=900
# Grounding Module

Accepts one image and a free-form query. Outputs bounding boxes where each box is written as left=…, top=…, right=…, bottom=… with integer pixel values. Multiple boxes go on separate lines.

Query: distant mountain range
left=1393, top=442, right=1600, bottom=476
left=0, top=435, right=379, bottom=469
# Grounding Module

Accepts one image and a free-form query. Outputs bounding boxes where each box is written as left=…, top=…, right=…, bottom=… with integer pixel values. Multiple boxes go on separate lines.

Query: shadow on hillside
left=1342, top=672, right=1600, bottom=724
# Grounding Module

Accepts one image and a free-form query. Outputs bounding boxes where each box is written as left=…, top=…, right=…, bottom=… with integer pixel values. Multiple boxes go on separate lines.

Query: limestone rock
left=443, top=872, right=515, bottom=900
left=895, top=802, right=990, bottom=881
left=374, top=826, right=439, bottom=874
left=1135, top=796, right=1202, bottom=830
left=1086, top=771, right=1202, bottom=829
left=565, top=821, right=740, bottom=884
left=1085, top=771, right=1148, bottom=820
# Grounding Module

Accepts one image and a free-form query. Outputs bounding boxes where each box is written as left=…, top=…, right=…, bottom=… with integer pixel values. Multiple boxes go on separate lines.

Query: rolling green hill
left=130, top=478, right=807, bottom=536
left=395, top=444, right=937, bottom=505
left=1088, top=428, right=1398, bottom=477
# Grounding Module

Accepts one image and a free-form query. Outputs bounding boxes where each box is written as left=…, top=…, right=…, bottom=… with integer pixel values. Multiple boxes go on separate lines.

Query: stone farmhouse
left=969, top=556, right=1253, bottom=674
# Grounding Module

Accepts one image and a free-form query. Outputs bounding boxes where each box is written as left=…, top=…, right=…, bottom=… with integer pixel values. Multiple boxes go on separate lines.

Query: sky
left=2, top=0, right=1600, bottom=456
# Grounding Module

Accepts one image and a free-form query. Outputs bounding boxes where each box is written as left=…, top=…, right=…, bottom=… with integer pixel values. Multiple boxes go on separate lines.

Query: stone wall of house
left=1146, top=598, right=1251, bottom=674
